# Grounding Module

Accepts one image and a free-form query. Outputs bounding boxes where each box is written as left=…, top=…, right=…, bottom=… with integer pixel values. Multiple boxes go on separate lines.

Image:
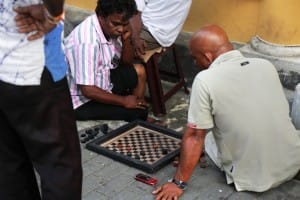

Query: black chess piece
left=85, top=129, right=93, bottom=135
left=91, top=130, right=98, bottom=137
left=88, top=134, right=95, bottom=140
left=80, top=137, right=88, bottom=144
left=100, top=124, right=109, bottom=134
left=162, top=148, right=168, bottom=155
left=140, top=150, right=146, bottom=156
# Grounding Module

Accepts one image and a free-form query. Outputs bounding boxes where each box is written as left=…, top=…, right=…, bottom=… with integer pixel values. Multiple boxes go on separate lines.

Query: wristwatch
left=168, top=178, right=188, bottom=190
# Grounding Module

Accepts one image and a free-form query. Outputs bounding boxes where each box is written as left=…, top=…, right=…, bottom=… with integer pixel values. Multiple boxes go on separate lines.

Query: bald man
left=152, top=25, right=300, bottom=200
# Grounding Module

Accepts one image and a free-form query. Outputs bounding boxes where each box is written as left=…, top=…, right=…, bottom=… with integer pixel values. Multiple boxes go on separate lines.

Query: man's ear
left=204, top=52, right=213, bottom=63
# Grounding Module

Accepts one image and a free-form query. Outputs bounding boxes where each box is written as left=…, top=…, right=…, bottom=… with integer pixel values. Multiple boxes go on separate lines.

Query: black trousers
left=75, top=66, right=148, bottom=122
left=75, top=100, right=148, bottom=122
left=0, top=69, right=82, bottom=200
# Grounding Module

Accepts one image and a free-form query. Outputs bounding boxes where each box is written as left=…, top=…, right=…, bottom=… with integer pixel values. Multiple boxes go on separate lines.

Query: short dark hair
left=95, top=0, right=138, bottom=21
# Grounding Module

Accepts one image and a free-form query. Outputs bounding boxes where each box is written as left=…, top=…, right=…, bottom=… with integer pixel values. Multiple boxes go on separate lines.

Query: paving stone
left=110, top=186, right=146, bottom=200
left=82, top=157, right=108, bottom=178
left=257, top=180, right=300, bottom=200
left=83, top=191, right=109, bottom=200
left=93, top=161, right=128, bottom=180
left=226, top=191, right=260, bottom=200
left=95, top=173, right=135, bottom=197
left=81, top=148, right=98, bottom=163
left=82, top=174, right=108, bottom=196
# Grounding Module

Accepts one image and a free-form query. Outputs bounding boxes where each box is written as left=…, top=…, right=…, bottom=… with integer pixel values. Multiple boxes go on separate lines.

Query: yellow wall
left=66, top=0, right=96, bottom=10
left=66, top=0, right=300, bottom=45
left=183, top=0, right=260, bottom=43
left=257, top=0, right=300, bottom=45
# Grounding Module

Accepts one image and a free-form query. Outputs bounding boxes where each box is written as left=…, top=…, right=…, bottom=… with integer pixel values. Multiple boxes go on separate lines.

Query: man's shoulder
left=195, top=68, right=216, bottom=80
left=65, top=14, right=99, bottom=45
left=192, top=70, right=214, bottom=89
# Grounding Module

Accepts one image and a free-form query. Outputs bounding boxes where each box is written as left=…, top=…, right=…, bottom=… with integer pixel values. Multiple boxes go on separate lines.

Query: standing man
left=0, top=1, right=82, bottom=200
left=130, top=0, right=192, bottom=59
left=153, top=25, right=300, bottom=199
left=64, top=0, right=150, bottom=122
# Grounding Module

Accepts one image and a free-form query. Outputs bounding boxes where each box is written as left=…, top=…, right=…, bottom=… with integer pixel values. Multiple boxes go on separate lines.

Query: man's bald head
left=189, top=25, right=233, bottom=69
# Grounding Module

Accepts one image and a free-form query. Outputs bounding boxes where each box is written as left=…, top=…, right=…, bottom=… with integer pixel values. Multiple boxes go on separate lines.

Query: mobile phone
left=134, top=173, right=158, bottom=186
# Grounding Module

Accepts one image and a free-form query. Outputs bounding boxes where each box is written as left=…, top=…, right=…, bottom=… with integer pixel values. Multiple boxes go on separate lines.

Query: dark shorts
left=110, top=65, right=138, bottom=95
left=140, top=25, right=161, bottom=50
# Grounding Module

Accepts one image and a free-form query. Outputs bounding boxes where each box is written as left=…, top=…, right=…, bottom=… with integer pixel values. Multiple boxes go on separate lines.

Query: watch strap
left=168, top=178, right=188, bottom=190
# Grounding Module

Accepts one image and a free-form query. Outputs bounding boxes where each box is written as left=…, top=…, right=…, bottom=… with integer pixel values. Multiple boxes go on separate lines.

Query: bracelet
left=168, top=178, right=188, bottom=190
left=44, top=7, right=64, bottom=25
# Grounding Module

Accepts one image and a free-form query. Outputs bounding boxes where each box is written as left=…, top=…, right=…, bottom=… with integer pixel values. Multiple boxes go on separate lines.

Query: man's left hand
left=152, top=182, right=184, bottom=200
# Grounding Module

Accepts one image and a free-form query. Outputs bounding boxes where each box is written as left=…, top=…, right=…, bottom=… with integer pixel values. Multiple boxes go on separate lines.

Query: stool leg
left=145, top=56, right=166, bottom=116
left=172, top=46, right=189, bottom=95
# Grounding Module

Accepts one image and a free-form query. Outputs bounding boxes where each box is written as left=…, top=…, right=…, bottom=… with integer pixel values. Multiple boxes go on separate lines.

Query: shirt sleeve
left=66, top=43, right=100, bottom=86
left=134, top=0, right=146, bottom=12
left=187, top=75, right=214, bottom=129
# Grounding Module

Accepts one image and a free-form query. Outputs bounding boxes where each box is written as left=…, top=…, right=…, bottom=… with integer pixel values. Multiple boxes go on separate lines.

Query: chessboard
left=86, top=120, right=182, bottom=173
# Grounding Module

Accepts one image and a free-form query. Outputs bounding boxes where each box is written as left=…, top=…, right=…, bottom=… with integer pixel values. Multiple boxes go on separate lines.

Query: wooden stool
left=142, top=44, right=189, bottom=116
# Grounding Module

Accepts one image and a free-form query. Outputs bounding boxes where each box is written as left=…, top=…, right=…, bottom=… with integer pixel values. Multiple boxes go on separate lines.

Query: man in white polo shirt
left=130, top=0, right=192, bottom=59
left=153, top=25, right=300, bottom=200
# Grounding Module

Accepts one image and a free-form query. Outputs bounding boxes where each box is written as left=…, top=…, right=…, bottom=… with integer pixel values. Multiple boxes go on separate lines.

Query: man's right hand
left=14, top=4, right=56, bottom=41
left=123, top=95, right=147, bottom=109
left=152, top=182, right=184, bottom=200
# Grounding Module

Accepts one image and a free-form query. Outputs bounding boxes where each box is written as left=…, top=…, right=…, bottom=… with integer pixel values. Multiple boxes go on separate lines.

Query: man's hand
left=14, top=4, right=56, bottom=41
left=152, top=182, right=184, bottom=200
left=121, top=24, right=132, bottom=42
left=123, top=95, right=147, bottom=109
left=132, top=36, right=147, bottom=58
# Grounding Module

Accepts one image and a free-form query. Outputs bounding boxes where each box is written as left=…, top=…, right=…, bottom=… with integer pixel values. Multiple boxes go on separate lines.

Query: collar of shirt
left=210, top=50, right=244, bottom=69
left=92, top=13, right=117, bottom=45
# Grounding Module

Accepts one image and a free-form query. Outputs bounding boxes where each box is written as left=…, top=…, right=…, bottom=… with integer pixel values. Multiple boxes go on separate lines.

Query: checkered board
left=86, top=120, right=182, bottom=173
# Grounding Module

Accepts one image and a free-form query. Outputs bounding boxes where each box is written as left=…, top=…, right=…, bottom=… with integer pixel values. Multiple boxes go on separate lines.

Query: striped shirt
left=64, top=14, right=122, bottom=109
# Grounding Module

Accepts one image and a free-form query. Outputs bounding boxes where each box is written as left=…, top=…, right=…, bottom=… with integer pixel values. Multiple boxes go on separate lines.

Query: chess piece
left=172, top=156, right=179, bottom=167
left=101, top=124, right=109, bottom=134
left=140, top=150, right=146, bottom=156
left=162, top=148, right=168, bottom=155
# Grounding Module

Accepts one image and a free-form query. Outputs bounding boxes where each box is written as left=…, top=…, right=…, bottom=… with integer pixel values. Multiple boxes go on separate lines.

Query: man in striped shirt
left=64, top=0, right=149, bottom=122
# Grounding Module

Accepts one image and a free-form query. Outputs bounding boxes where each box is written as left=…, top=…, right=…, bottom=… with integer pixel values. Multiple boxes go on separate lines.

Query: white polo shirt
left=188, top=50, right=300, bottom=192
left=134, top=0, right=192, bottom=47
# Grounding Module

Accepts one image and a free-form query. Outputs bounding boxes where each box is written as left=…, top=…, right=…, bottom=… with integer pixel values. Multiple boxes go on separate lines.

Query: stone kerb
left=64, top=5, right=93, bottom=37
left=240, top=36, right=300, bottom=91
